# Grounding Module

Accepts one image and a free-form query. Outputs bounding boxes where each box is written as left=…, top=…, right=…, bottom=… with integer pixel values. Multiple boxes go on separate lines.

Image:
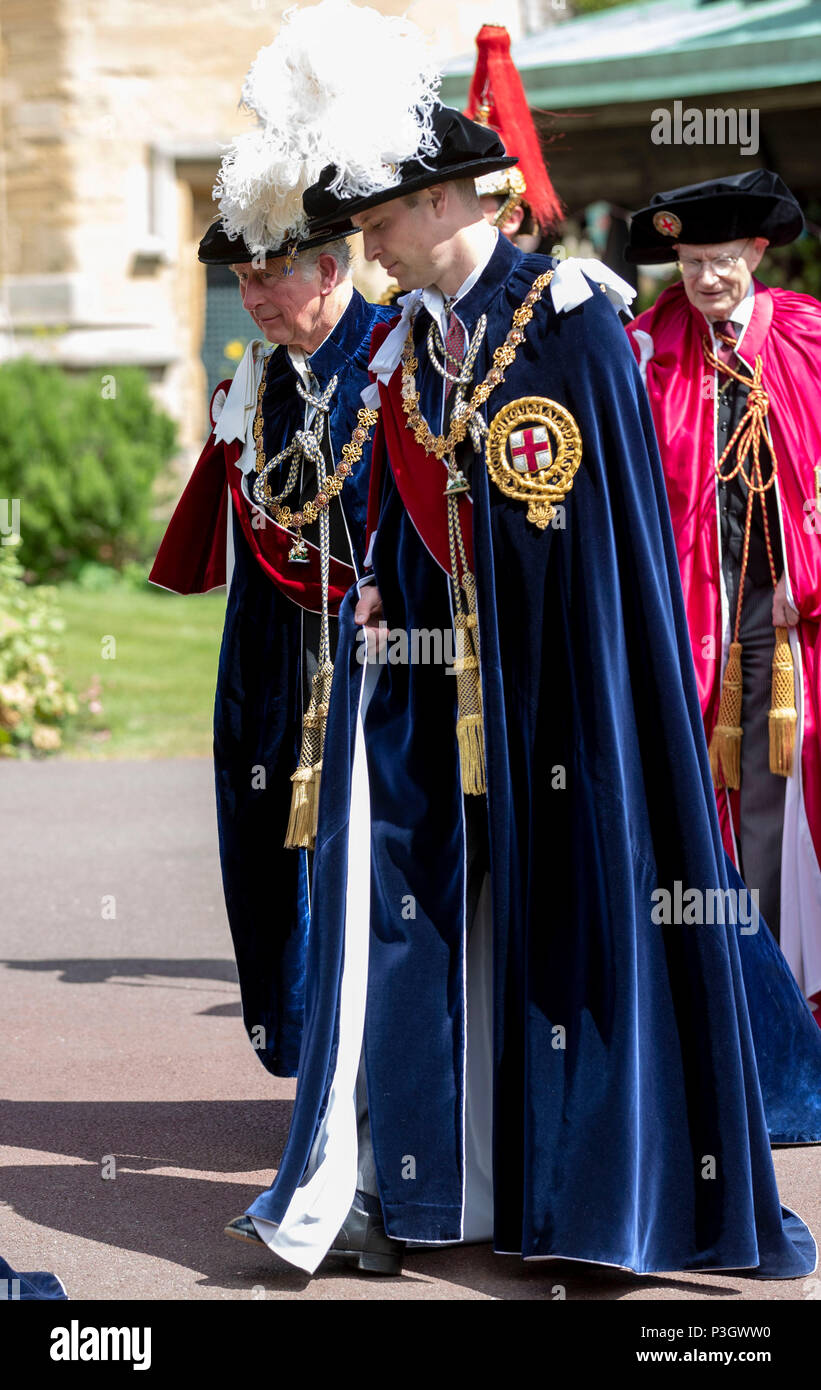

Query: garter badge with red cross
left=652, top=211, right=682, bottom=238
left=486, top=396, right=583, bottom=529
left=510, top=425, right=552, bottom=475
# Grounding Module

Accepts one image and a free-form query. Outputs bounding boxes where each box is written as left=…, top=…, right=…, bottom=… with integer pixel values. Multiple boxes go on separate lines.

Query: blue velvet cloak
left=0, top=1255, right=66, bottom=1300
left=213, top=289, right=394, bottom=1076
left=248, top=236, right=818, bottom=1276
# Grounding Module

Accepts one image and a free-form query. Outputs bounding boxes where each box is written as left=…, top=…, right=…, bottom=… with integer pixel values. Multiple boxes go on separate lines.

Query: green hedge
left=759, top=204, right=821, bottom=300
left=0, top=359, right=177, bottom=582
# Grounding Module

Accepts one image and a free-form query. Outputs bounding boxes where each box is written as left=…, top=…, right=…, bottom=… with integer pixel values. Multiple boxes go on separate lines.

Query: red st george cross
left=510, top=425, right=551, bottom=474
left=656, top=214, right=679, bottom=236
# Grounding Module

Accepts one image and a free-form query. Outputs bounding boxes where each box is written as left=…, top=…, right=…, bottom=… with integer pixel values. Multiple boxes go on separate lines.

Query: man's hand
left=355, top=581, right=387, bottom=658
left=772, top=572, right=799, bottom=627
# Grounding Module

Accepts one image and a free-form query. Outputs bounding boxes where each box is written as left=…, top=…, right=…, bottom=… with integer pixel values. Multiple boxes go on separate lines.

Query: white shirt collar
left=289, top=324, right=340, bottom=387
left=287, top=347, right=314, bottom=389
left=421, top=226, right=499, bottom=333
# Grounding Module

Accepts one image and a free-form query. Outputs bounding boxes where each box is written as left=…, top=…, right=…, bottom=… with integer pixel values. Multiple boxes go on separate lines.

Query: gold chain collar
left=252, top=354, right=378, bottom=533
left=399, top=267, right=555, bottom=460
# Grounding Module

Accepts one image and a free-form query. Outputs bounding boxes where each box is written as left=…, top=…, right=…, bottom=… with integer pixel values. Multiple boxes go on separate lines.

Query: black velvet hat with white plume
left=212, top=0, right=463, bottom=259
left=303, top=102, right=516, bottom=230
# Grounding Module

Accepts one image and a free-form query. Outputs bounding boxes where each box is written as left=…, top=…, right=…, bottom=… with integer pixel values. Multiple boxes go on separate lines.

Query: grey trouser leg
left=461, top=871, right=494, bottom=1242
left=735, top=581, right=787, bottom=942
left=355, top=1048, right=379, bottom=1198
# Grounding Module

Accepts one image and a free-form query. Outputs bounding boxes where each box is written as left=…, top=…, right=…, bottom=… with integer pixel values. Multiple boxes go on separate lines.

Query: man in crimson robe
left=624, top=171, right=821, bottom=1021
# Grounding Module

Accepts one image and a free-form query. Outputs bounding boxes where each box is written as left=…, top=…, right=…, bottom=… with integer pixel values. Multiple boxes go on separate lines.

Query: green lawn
left=55, top=583, right=226, bottom=759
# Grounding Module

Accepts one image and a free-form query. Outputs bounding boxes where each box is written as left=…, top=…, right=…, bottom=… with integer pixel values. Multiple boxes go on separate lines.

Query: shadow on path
left=3, top=1162, right=310, bottom=1294
left=4, top=1158, right=743, bottom=1299
left=1, top=1099, right=291, bottom=1174
left=2, top=1097, right=752, bottom=1300
left=1, top=958, right=238, bottom=987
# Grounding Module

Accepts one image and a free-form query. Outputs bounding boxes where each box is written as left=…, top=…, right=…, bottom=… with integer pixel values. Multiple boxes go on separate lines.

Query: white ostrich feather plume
left=215, top=0, right=441, bottom=253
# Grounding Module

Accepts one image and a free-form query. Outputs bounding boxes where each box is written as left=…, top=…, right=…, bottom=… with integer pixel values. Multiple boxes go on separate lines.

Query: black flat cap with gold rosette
left=303, top=103, right=516, bottom=231
left=624, top=169, right=804, bottom=265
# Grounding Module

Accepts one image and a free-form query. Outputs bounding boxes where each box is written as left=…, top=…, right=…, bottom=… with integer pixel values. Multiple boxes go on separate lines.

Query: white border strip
left=252, top=640, right=378, bottom=1272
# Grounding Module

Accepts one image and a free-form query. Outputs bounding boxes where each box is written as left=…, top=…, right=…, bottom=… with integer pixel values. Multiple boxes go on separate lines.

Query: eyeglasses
left=677, top=240, right=750, bottom=278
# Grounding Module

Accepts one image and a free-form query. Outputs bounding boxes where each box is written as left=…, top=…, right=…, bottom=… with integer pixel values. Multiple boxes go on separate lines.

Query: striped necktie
left=443, top=307, right=466, bottom=399
left=713, top=319, right=739, bottom=369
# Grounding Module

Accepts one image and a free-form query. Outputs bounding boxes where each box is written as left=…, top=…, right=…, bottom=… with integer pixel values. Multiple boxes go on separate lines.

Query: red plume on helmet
left=465, top=24, right=563, bottom=233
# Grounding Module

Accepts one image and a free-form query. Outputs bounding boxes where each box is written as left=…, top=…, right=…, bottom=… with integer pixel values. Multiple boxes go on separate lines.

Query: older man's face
left=675, top=237, right=767, bottom=321
left=230, top=257, right=324, bottom=347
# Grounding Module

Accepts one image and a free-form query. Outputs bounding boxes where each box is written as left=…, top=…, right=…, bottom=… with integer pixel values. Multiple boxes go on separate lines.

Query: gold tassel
left=285, top=764, right=321, bottom=849
left=284, top=661, right=334, bottom=850
left=769, top=626, right=796, bottom=777
left=708, top=641, right=743, bottom=790
left=453, top=600, right=486, bottom=795
left=456, top=714, right=485, bottom=795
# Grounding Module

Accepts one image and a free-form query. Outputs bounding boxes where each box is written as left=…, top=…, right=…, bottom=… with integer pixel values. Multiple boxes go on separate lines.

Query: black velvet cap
left=198, top=217, right=359, bottom=265
left=303, top=103, right=517, bottom=231
left=624, top=170, right=804, bottom=265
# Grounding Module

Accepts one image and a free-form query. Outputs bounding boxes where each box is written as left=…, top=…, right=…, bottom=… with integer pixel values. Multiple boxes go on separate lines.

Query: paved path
left=1, top=759, right=818, bottom=1302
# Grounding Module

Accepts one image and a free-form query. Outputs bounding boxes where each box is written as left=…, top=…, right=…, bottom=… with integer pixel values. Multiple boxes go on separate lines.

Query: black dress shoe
left=224, top=1215, right=263, bottom=1245
left=324, top=1191, right=405, bottom=1275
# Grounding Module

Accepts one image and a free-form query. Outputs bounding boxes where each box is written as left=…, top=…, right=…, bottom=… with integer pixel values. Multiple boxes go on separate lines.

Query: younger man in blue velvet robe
left=222, top=97, right=818, bottom=1282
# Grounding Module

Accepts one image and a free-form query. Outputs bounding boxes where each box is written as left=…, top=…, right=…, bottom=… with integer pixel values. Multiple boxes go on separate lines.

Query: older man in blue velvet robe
left=151, top=221, right=394, bottom=1078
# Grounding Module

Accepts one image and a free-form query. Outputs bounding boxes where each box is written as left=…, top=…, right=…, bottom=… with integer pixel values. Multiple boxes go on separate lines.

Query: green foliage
left=636, top=273, right=674, bottom=315
left=569, top=0, right=633, bottom=13
left=0, top=359, right=177, bottom=582
left=757, top=209, right=821, bottom=300
left=56, top=581, right=225, bottom=760
left=0, top=540, right=77, bottom=756
left=72, top=559, right=153, bottom=593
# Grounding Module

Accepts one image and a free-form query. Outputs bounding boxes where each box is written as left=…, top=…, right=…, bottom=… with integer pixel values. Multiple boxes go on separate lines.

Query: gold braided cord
left=448, top=493, right=485, bottom=794
left=770, top=626, right=797, bottom=776
left=248, top=353, right=378, bottom=846
left=703, top=333, right=796, bottom=784
left=282, top=375, right=339, bottom=849
left=285, top=660, right=335, bottom=849
left=702, top=335, right=780, bottom=634
left=396, top=269, right=557, bottom=796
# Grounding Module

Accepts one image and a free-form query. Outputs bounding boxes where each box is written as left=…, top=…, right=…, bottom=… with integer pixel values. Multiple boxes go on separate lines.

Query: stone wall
left=0, top=0, right=519, bottom=455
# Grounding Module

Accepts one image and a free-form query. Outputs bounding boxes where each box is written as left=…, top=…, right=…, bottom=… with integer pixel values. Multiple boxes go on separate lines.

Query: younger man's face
left=352, top=194, right=441, bottom=291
